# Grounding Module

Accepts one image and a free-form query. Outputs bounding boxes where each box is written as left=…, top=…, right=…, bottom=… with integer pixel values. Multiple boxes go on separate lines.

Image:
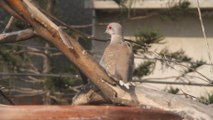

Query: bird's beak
left=105, top=28, right=111, bottom=34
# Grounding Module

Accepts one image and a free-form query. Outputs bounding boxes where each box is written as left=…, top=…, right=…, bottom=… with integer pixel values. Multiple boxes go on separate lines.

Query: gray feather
left=100, top=22, right=134, bottom=89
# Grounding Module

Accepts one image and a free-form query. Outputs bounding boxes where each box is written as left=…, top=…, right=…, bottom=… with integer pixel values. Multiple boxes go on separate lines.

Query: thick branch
left=0, top=1, right=24, bottom=21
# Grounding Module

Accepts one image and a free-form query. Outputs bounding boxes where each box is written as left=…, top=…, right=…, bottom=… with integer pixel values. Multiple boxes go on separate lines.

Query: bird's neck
left=110, top=34, right=124, bottom=44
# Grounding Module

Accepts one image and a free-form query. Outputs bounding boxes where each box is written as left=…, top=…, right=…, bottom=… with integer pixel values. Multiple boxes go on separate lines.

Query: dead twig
left=0, top=89, right=16, bottom=105
left=0, top=28, right=34, bottom=43
left=133, top=79, right=213, bottom=87
left=0, top=72, right=77, bottom=78
left=2, top=16, right=15, bottom=33
left=196, top=0, right=213, bottom=73
left=129, top=12, right=159, bottom=20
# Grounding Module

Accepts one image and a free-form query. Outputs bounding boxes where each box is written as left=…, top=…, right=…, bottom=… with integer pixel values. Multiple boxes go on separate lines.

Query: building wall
left=93, top=11, right=213, bottom=97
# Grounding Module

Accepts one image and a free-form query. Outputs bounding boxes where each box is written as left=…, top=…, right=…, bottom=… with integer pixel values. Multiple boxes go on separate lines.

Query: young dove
left=100, top=22, right=134, bottom=89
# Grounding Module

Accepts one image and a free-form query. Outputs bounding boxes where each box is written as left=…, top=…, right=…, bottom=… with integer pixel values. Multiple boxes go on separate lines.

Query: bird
left=100, top=22, right=134, bottom=89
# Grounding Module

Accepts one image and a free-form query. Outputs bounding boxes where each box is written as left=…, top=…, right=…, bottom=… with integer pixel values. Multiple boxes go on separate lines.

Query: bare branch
left=0, top=72, right=76, bottom=78
left=129, top=12, right=159, bottom=20
left=0, top=1, right=24, bottom=21
left=196, top=0, right=213, bottom=72
left=0, top=89, right=16, bottom=105
left=133, top=79, right=213, bottom=87
left=0, top=28, right=34, bottom=43
left=2, top=16, right=15, bottom=33
left=3, top=43, right=58, bottom=51
left=46, top=0, right=56, bottom=14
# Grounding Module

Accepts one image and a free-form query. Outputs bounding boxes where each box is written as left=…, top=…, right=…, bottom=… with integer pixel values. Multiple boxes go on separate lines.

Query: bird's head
left=105, top=22, right=123, bottom=36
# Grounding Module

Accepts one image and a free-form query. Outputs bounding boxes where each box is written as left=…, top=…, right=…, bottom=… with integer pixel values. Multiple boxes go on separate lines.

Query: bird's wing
left=100, top=41, right=134, bottom=89
left=115, top=41, right=134, bottom=83
left=100, top=44, right=117, bottom=76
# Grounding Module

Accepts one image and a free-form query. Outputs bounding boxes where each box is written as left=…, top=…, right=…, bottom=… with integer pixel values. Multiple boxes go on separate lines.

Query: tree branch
left=1, top=0, right=119, bottom=103
left=196, top=0, right=213, bottom=72
left=2, top=16, right=15, bottom=33
left=0, top=72, right=76, bottom=78
left=0, top=89, right=16, bottom=105
left=134, top=79, right=213, bottom=87
left=0, top=28, right=34, bottom=43
left=0, top=0, right=24, bottom=21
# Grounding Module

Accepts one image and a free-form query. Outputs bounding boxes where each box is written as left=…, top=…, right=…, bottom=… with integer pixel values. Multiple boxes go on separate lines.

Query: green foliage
left=78, top=38, right=92, bottom=50
left=179, top=1, right=191, bottom=9
left=159, top=0, right=190, bottom=20
left=133, top=30, right=206, bottom=80
left=208, top=93, right=213, bottom=104
left=135, top=31, right=164, bottom=45
left=199, top=96, right=209, bottom=104
left=185, top=60, right=206, bottom=73
left=14, top=20, right=29, bottom=30
left=65, top=29, right=92, bottom=50
left=45, top=77, right=82, bottom=92
left=133, top=31, right=163, bottom=77
left=159, top=49, right=192, bottom=62
left=0, top=45, right=31, bottom=71
left=133, top=61, right=155, bottom=77
left=158, top=49, right=206, bottom=75
left=199, top=92, right=213, bottom=104
left=113, top=0, right=126, bottom=5
left=32, top=0, right=49, bottom=9
left=0, top=78, right=11, bottom=87
left=0, top=15, right=28, bottom=31
left=165, top=87, right=180, bottom=94
left=0, top=15, right=10, bottom=32
left=133, top=31, right=164, bottom=53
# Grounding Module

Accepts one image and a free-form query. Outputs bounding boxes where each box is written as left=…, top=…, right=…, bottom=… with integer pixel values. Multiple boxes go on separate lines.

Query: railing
left=0, top=105, right=181, bottom=120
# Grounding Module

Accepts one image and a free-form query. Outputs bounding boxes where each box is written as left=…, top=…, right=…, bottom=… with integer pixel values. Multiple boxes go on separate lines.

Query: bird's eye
left=108, top=26, right=112, bottom=29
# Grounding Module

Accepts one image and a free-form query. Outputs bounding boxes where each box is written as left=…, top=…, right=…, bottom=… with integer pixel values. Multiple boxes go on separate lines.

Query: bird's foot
left=106, top=72, right=135, bottom=89
left=119, top=81, right=135, bottom=90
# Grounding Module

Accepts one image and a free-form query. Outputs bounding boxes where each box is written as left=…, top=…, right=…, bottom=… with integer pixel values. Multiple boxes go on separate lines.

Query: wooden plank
left=0, top=105, right=182, bottom=120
